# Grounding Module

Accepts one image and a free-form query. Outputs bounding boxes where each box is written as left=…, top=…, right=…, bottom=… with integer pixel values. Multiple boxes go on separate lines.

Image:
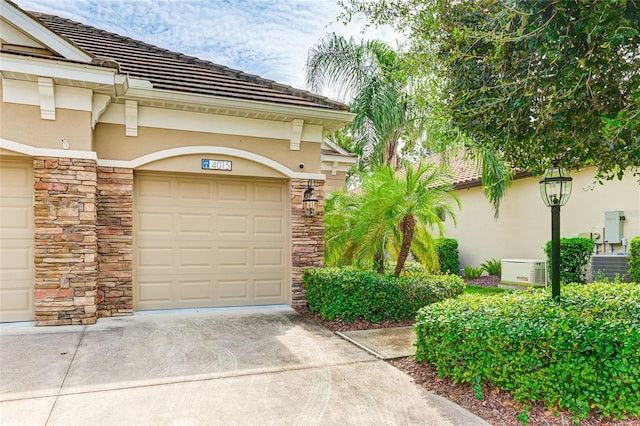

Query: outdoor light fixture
left=539, top=159, right=573, bottom=300
left=303, top=180, right=318, bottom=217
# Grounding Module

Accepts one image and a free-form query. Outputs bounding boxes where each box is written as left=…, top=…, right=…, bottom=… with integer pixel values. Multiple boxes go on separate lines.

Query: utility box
left=604, top=211, right=624, bottom=244
left=591, top=254, right=631, bottom=282
left=500, top=259, right=547, bottom=290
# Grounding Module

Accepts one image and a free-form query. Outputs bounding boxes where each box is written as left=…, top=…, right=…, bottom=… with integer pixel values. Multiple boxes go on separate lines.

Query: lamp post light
left=539, top=159, right=573, bottom=301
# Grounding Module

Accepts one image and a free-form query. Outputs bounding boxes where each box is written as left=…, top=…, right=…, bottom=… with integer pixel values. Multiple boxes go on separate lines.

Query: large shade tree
left=340, top=0, right=640, bottom=176
left=324, top=162, right=460, bottom=277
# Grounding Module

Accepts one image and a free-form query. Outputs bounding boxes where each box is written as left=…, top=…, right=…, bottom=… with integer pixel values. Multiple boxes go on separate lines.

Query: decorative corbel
left=125, top=100, right=138, bottom=136
left=331, top=161, right=339, bottom=176
left=91, top=94, right=111, bottom=129
left=290, top=119, right=303, bottom=150
left=37, top=77, right=55, bottom=120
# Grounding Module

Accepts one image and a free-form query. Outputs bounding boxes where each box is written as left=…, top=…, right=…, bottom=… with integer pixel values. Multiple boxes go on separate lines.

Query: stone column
left=33, top=157, right=98, bottom=326
left=290, top=179, right=324, bottom=307
left=96, top=167, right=133, bottom=317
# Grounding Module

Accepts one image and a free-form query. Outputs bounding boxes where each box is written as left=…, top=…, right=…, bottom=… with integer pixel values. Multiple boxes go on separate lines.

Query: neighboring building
left=439, top=154, right=640, bottom=270
left=0, top=0, right=355, bottom=325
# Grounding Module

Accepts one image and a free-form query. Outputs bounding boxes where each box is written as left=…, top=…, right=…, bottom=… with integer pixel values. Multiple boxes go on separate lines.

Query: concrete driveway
left=0, top=306, right=487, bottom=426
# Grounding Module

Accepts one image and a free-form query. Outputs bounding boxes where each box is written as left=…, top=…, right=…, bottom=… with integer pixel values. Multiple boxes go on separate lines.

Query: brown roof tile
left=29, top=12, right=349, bottom=111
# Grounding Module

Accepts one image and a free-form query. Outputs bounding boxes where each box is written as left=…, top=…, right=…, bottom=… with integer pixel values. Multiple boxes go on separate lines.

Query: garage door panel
left=254, top=216, right=283, bottom=236
left=216, top=247, right=249, bottom=267
left=1, top=159, right=34, bottom=322
left=218, top=279, right=248, bottom=301
left=178, top=180, right=212, bottom=201
left=218, top=182, right=248, bottom=201
left=179, top=247, right=214, bottom=268
left=137, top=212, right=173, bottom=234
left=137, top=176, right=174, bottom=200
left=179, top=280, right=213, bottom=301
left=254, top=279, right=283, bottom=299
left=134, top=173, right=287, bottom=311
left=218, top=215, right=248, bottom=235
left=254, top=184, right=283, bottom=203
left=178, top=213, right=213, bottom=234
left=254, top=248, right=283, bottom=267
left=137, top=246, right=173, bottom=269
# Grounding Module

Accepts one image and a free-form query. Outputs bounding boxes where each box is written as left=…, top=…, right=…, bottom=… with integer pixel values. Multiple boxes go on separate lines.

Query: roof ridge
left=30, top=11, right=348, bottom=111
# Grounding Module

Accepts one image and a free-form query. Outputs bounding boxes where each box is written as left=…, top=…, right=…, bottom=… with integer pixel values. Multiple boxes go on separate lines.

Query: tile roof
left=28, top=11, right=349, bottom=111
left=422, top=151, right=531, bottom=189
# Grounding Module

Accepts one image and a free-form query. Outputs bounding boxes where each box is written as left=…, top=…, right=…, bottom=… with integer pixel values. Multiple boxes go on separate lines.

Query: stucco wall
left=444, top=168, right=640, bottom=269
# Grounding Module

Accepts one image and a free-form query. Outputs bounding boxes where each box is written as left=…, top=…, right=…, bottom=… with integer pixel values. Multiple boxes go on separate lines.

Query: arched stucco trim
left=0, top=138, right=98, bottom=160
left=97, top=146, right=325, bottom=180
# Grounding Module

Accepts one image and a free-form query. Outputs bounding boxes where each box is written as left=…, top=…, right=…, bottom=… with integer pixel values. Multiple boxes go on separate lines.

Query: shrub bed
left=544, top=237, right=594, bottom=283
left=302, top=268, right=465, bottom=322
left=414, top=283, right=640, bottom=420
left=436, top=238, right=460, bottom=275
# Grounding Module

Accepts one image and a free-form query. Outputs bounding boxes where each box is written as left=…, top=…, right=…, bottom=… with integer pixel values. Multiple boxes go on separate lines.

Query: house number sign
left=202, top=159, right=232, bottom=171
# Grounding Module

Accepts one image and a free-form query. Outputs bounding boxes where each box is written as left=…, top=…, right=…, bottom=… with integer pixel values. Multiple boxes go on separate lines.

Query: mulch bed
left=295, top=276, right=640, bottom=425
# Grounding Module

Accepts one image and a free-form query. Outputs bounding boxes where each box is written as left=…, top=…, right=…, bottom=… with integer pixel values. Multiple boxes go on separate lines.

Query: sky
left=14, top=0, right=402, bottom=99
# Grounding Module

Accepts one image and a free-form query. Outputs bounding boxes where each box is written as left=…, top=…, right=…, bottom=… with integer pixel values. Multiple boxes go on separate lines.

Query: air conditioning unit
left=500, top=259, right=547, bottom=290
left=591, top=254, right=631, bottom=282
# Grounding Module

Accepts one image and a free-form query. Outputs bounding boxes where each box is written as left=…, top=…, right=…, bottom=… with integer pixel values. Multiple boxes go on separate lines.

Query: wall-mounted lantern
left=303, top=180, right=318, bottom=217
left=539, top=158, right=573, bottom=300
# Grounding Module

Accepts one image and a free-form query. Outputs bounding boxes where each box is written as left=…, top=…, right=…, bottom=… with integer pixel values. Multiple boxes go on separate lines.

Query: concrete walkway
left=0, top=306, right=487, bottom=426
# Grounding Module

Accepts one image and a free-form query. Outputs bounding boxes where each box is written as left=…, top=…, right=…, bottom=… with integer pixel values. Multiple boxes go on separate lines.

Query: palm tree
left=306, top=33, right=414, bottom=170
left=325, top=162, right=460, bottom=277
left=307, top=33, right=513, bottom=217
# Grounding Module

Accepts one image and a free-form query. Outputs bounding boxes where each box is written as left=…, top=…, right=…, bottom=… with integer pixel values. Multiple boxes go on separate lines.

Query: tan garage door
left=0, top=158, right=34, bottom=322
left=134, top=172, right=287, bottom=310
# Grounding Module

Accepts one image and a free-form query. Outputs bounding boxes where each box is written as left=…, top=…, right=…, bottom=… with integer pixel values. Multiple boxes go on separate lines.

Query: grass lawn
left=464, top=285, right=509, bottom=296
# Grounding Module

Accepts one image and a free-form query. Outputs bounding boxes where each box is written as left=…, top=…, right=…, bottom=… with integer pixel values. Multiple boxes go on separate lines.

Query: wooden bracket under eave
left=290, top=119, right=303, bottom=150
left=37, top=77, right=55, bottom=120
left=92, top=94, right=111, bottom=129
left=125, top=100, right=138, bottom=136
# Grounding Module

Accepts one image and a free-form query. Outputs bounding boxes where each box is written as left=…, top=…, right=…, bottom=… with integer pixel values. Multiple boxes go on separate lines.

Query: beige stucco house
left=0, top=0, right=356, bottom=325
left=441, top=156, right=640, bottom=271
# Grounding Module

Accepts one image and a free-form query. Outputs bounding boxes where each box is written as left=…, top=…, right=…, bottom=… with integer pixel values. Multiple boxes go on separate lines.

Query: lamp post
left=539, top=159, right=572, bottom=301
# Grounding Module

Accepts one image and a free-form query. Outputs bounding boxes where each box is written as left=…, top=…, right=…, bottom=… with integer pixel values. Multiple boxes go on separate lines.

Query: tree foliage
left=324, top=162, right=460, bottom=276
left=340, top=0, right=640, bottom=176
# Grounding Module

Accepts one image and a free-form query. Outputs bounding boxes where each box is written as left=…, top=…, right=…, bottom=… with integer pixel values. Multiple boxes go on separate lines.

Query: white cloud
left=14, top=0, right=402, bottom=95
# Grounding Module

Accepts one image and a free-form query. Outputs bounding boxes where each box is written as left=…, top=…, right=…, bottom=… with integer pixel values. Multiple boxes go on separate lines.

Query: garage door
left=0, top=158, right=34, bottom=322
left=134, top=172, right=287, bottom=310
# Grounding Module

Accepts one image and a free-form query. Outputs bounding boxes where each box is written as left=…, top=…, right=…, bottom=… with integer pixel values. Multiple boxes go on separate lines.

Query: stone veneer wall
left=33, top=157, right=98, bottom=325
left=96, top=167, right=133, bottom=317
left=290, top=178, right=324, bottom=307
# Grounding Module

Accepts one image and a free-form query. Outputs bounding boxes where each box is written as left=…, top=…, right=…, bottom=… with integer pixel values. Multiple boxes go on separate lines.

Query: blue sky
left=15, top=0, right=402, bottom=98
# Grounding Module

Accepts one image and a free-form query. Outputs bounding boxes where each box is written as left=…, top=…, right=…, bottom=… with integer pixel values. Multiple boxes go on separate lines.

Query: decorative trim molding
left=37, top=77, right=55, bottom=120
left=290, top=119, right=303, bottom=150
left=97, top=146, right=326, bottom=180
left=0, top=138, right=98, bottom=160
left=1, top=0, right=92, bottom=62
left=125, top=100, right=138, bottom=136
left=92, top=94, right=111, bottom=129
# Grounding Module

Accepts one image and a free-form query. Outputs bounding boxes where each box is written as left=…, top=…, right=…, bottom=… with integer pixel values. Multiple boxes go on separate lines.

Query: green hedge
left=436, top=238, right=460, bottom=275
left=302, top=268, right=465, bottom=322
left=630, top=236, right=640, bottom=282
left=415, top=283, right=640, bottom=420
left=544, top=237, right=594, bottom=283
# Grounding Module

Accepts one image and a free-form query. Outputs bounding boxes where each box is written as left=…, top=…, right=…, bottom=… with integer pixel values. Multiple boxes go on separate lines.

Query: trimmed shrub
left=544, top=237, right=594, bottom=283
left=302, top=268, right=465, bottom=322
left=481, top=258, right=502, bottom=276
left=463, top=265, right=483, bottom=279
left=415, top=283, right=640, bottom=420
left=436, top=238, right=460, bottom=275
left=630, top=236, right=640, bottom=283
